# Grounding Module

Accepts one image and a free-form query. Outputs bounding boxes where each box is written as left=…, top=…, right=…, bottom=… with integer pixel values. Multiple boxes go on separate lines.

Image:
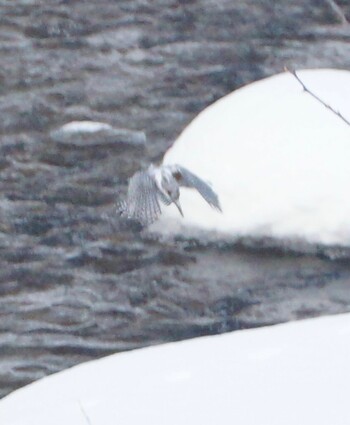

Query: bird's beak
left=174, top=199, right=184, bottom=217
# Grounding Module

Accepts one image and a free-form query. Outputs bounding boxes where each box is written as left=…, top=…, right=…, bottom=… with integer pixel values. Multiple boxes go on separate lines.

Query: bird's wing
left=170, top=165, right=222, bottom=211
left=124, top=170, right=162, bottom=225
left=157, top=191, right=172, bottom=206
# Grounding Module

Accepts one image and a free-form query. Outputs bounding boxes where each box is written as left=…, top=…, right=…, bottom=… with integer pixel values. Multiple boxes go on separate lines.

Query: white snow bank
left=152, top=69, right=350, bottom=246
left=1, top=313, right=350, bottom=425
left=58, top=121, right=112, bottom=133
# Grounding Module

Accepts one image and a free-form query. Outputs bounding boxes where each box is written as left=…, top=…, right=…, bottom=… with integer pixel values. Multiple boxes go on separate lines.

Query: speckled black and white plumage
left=171, top=165, right=222, bottom=212
left=124, top=169, right=161, bottom=225
left=117, top=164, right=221, bottom=225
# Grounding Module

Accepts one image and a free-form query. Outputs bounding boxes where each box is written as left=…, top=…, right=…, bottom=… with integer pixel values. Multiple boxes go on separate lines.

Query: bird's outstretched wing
left=118, top=170, right=161, bottom=225
left=170, top=165, right=222, bottom=211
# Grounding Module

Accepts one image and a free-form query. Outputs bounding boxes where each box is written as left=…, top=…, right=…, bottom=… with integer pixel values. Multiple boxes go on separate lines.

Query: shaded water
left=1, top=0, right=350, bottom=398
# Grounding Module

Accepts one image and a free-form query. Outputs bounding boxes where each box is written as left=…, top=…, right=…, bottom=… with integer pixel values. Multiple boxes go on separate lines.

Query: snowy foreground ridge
left=0, top=313, right=350, bottom=425
left=154, top=69, right=350, bottom=246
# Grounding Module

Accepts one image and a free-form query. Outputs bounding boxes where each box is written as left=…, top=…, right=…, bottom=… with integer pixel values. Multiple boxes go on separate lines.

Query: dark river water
left=1, top=0, right=350, bottom=399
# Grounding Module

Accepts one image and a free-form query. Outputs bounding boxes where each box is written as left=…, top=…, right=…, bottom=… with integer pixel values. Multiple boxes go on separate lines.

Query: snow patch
left=59, top=121, right=113, bottom=134
left=1, top=314, right=350, bottom=424
left=152, top=69, right=350, bottom=247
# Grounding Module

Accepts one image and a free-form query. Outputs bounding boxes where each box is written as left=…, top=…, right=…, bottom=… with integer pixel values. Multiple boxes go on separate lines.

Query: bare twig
left=78, top=400, right=93, bottom=425
left=285, top=67, right=350, bottom=127
left=324, top=0, right=348, bottom=25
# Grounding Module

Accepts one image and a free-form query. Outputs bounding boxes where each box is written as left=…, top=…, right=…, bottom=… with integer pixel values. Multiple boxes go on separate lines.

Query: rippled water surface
left=1, top=0, right=350, bottom=399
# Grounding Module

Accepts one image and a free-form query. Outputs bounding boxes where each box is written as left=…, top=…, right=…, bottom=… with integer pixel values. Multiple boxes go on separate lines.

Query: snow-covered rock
left=153, top=69, right=350, bottom=246
left=50, top=121, right=146, bottom=148
left=58, top=121, right=113, bottom=134
left=1, top=313, right=350, bottom=425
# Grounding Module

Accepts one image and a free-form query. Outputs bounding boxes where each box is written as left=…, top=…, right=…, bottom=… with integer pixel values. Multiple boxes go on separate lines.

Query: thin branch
left=324, top=0, right=348, bottom=25
left=78, top=400, right=93, bottom=425
left=285, top=67, right=350, bottom=127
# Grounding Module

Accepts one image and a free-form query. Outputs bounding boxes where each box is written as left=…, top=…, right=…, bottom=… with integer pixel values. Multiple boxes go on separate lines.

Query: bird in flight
left=117, top=164, right=222, bottom=225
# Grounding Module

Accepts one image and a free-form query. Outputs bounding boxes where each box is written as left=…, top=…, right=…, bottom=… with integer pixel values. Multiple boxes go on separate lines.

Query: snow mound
left=152, top=69, right=350, bottom=246
left=1, top=314, right=350, bottom=424
left=59, top=120, right=112, bottom=133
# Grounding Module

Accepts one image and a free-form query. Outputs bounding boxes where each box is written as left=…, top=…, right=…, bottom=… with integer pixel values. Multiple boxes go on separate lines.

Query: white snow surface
left=59, top=120, right=112, bottom=133
left=152, top=69, right=350, bottom=246
left=1, top=313, right=350, bottom=424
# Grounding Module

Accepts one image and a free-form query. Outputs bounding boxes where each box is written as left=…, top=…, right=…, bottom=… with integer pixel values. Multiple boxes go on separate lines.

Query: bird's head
left=162, top=174, right=179, bottom=200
